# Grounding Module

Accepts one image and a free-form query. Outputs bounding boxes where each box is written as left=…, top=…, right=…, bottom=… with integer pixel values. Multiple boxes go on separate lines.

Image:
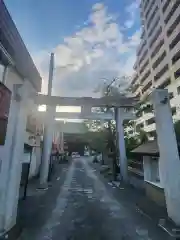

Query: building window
left=147, top=6, right=158, bottom=30
left=145, top=0, right=156, bottom=21
left=152, top=51, right=166, bottom=70
left=174, top=68, right=180, bottom=80
left=154, top=64, right=169, bottom=82
left=151, top=39, right=164, bottom=59
left=169, top=32, right=180, bottom=50
left=144, top=0, right=150, bottom=12
left=169, top=92, right=174, bottom=100
left=140, top=59, right=149, bottom=74
left=164, top=0, right=180, bottom=24
left=146, top=117, right=155, bottom=125
left=171, top=107, right=176, bottom=115
left=139, top=50, right=148, bottom=66
left=150, top=27, right=162, bottom=48
left=172, top=50, right=180, bottom=65
left=148, top=16, right=160, bottom=39
left=142, top=81, right=152, bottom=94
left=137, top=40, right=147, bottom=57
left=157, top=77, right=171, bottom=89
left=177, top=86, right=180, bottom=94
left=162, top=0, right=171, bottom=13
left=140, top=70, right=151, bottom=84
left=167, top=14, right=180, bottom=37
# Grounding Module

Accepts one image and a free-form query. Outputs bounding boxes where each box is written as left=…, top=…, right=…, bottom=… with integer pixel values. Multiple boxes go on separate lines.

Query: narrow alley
left=19, top=158, right=170, bottom=240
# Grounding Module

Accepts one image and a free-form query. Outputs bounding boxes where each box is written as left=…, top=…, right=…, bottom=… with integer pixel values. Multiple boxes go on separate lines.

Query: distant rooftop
left=0, top=0, right=42, bottom=91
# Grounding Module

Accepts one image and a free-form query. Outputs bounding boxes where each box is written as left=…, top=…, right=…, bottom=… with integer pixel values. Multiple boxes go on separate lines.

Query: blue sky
left=5, top=0, right=141, bottom=96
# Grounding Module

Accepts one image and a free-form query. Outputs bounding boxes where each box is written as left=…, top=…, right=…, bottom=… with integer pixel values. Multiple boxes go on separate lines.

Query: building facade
left=0, top=0, right=42, bottom=233
left=131, top=0, right=180, bottom=139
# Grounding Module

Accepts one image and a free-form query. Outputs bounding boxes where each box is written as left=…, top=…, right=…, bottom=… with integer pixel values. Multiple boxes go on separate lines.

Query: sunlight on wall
left=38, top=105, right=81, bottom=113
left=56, top=106, right=81, bottom=113
left=55, top=118, right=83, bottom=122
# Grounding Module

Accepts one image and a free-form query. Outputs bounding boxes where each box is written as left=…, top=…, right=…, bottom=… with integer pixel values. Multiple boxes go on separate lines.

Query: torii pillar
left=39, top=53, right=55, bottom=186
left=116, top=108, right=128, bottom=182
left=151, top=89, right=180, bottom=225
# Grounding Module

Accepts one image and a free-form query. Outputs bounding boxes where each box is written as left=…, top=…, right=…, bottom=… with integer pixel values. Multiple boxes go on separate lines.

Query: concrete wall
left=22, top=149, right=41, bottom=179
left=145, top=182, right=166, bottom=207
left=0, top=65, right=40, bottom=231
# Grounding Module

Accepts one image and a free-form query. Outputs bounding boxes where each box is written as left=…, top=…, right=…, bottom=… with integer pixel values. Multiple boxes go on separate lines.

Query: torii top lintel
left=35, top=94, right=139, bottom=108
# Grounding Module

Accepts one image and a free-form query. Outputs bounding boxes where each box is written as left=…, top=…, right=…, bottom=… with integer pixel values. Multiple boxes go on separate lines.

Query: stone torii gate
left=34, top=53, right=139, bottom=186
left=35, top=54, right=180, bottom=225
left=35, top=94, right=138, bottom=186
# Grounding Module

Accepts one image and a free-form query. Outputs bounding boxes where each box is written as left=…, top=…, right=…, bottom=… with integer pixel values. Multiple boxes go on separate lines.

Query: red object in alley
left=0, top=82, right=11, bottom=145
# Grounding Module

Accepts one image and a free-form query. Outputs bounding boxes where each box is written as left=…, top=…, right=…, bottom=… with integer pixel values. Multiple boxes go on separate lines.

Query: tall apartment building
left=131, top=0, right=180, bottom=139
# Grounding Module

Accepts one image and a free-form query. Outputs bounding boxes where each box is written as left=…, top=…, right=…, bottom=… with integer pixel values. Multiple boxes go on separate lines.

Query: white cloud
left=128, top=29, right=141, bottom=47
left=125, top=1, right=140, bottom=29
left=33, top=2, right=140, bottom=97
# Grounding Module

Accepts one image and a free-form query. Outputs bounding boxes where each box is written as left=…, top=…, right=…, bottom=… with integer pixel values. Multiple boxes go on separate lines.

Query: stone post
left=143, top=156, right=152, bottom=181
left=151, top=89, right=180, bottom=225
left=116, top=108, right=128, bottom=182
left=143, top=156, right=157, bottom=182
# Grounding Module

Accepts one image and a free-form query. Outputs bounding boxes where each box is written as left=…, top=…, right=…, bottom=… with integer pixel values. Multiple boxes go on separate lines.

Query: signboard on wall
left=0, top=82, right=11, bottom=145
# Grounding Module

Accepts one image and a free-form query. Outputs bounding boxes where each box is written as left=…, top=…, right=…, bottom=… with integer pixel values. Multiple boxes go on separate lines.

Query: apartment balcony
left=153, top=58, right=169, bottom=78
left=154, top=70, right=170, bottom=87
left=139, top=54, right=149, bottom=70
left=139, top=60, right=150, bottom=76
left=163, top=0, right=180, bottom=25
left=146, top=5, right=159, bottom=30
left=137, top=40, right=147, bottom=58
left=147, top=15, right=161, bottom=40
left=149, top=26, right=162, bottom=50
left=145, top=0, right=158, bottom=25
left=151, top=44, right=166, bottom=64
left=171, top=57, right=180, bottom=75
left=166, top=10, right=180, bottom=39
left=150, top=35, right=164, bottom=59
left=140, top=70, right=152, bottom=85
left=169, top=35, right=180, bottom=59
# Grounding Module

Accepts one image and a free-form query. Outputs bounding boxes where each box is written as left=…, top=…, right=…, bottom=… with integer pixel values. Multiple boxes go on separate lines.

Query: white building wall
left=0, top=65, right=39, bottom=231
left=131, top=0, right=180, bottom=138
